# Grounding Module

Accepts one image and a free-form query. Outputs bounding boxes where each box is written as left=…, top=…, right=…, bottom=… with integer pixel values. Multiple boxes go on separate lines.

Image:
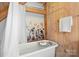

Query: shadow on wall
left=0, top=19, right=6, bottom=56
left=77, top=41, right=79, bottom=56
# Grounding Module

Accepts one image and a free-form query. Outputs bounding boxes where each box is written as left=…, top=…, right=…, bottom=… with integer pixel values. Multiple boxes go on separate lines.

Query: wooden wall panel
left=0, top=2, right=9, bottom=22
left=25, top=7, right=46, bottom=15
left=44, top=3, right=48, bottom=39
left=47, top=2, right=79, bottom=56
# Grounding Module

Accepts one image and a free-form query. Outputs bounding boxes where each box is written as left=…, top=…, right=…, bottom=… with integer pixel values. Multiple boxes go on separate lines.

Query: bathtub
left=19, top=40, right=58, bottom=57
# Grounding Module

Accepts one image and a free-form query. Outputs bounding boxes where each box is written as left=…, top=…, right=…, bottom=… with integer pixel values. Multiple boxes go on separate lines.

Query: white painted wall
left=25, top=2, right=44, bottom=10
left=0, top=19, right=6, bottom=33
left=19, top=12, right=44, bottom=43
left=25, top=12, right=44, bottom=42
left=0, top=19, right=6, bottom=43
left=0, top=19, right=6, bottom=56
left=19, top=2, right=44, bottom=43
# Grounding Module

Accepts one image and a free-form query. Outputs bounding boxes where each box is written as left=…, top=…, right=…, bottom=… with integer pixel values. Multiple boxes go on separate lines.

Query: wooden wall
left=47, top=2, right=79, bottom=56
left=0, top=2, right=9, bottom=22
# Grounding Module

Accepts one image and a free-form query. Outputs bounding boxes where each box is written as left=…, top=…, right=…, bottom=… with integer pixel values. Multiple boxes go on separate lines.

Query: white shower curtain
left=3, top=2, right=26, bottom=57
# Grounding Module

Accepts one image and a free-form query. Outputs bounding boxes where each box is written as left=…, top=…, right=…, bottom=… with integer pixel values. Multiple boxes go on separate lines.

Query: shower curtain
left=3, top=2, right=26, bottom=57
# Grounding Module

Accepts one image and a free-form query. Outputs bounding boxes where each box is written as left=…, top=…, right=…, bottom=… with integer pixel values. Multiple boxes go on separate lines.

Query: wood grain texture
left=25, top=7, right=46, bottom=15
left=18, top=2, right=27, bottom=5
left=44, top=3, right=48, bottom=39
left=0, top=2, right=9, bottom=22
left=47, top=2, right=79, bottom=56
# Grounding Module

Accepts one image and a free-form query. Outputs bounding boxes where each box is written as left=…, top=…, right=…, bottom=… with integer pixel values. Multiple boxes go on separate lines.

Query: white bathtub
left=19, top=40, right=58, bottom=57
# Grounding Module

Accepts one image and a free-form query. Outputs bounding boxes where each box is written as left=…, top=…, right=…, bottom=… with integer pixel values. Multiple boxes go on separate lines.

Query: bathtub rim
left=19, top=40, right=58, bottom=57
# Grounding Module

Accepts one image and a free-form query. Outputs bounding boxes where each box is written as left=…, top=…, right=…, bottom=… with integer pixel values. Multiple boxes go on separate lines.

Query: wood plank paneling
left=0, top=2, right=9, bottom=22
left=19, top=2, right=27, bottom=5
left=0, top=10, right=8, bottom=22
left=47, top=2, right=79, bottom=56
left=44, top=3, right=48, bottom=39
left=25, top=7, right=46, bottom=15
